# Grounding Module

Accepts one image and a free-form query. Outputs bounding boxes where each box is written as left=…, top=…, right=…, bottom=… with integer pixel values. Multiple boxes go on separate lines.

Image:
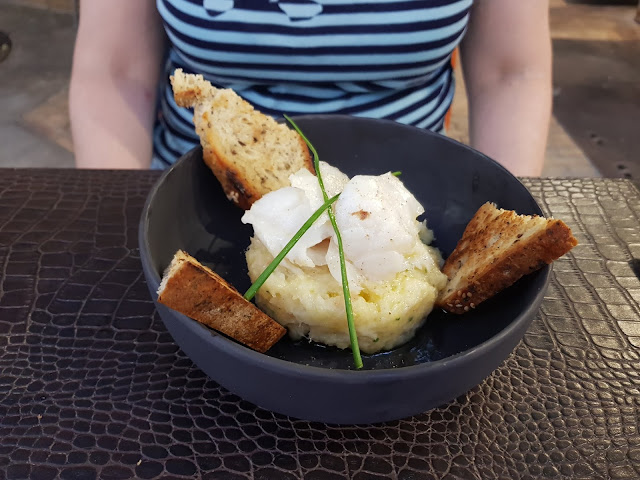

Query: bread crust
left=157, top=251, right=286, bottom=352
left=436, top=203, right=578, bottom=314
left=201, top=140, right=262, bottom=210
left=171, top=70, right=217, bottom=108
left=200, top=136, right=313, bottom=210
left=170, top=69, right=314, bottom=210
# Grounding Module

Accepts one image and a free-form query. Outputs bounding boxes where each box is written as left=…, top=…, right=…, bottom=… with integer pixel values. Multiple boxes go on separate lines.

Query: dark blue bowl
left=139, top=115, right=550, bottom=424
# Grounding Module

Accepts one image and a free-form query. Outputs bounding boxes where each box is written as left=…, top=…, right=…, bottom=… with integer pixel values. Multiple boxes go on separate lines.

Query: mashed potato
left=246, top=238, right=446, bottom=353
left=242, top=162, right=448, bottom=354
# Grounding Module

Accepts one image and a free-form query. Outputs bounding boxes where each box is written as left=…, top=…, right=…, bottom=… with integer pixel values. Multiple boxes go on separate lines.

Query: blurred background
left=0, top=0, right=638, bottom=178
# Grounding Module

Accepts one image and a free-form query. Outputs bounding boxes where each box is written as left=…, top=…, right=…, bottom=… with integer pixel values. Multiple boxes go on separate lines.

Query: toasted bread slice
left=436, top=202, right=578, bottom=314
left=157, top=250, right=286, bottom=352
left=170, top=69, right=314, bottom=209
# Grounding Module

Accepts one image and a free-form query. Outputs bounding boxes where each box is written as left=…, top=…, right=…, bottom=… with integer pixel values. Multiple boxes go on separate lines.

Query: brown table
left=1, top=169, right=639, bottom=480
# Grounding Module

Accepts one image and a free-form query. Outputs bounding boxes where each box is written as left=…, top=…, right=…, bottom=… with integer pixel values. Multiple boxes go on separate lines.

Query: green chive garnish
left=392, top=171, right=402, bottom=177
left=244, top=194, right=340, bottom=302
left=284, top=115, right=363, bottom=370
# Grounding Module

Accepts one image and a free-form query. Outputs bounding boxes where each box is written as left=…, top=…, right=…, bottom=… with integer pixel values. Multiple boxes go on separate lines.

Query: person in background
left=69, top=0, right=551, bottom=177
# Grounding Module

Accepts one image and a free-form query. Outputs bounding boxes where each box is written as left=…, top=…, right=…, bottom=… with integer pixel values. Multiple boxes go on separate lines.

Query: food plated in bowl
left=242, top=160, right=449, bottom=356
left=139, top=113, right=570, bottom=424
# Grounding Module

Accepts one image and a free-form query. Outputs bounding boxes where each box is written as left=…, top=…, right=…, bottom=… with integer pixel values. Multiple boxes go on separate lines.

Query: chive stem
left=284, top=115, right=363, bottom=370
left=244, top=194, right=340, bottom=302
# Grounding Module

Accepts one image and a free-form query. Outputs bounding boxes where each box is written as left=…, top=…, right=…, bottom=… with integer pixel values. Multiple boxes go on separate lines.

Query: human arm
left=459, top=0, right=552, bottom=177
left=69, top=1, right=165, bottom=169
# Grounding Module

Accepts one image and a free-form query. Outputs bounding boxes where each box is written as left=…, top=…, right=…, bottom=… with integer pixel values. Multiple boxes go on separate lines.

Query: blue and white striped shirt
left=154, top=0, right=473, bottom=167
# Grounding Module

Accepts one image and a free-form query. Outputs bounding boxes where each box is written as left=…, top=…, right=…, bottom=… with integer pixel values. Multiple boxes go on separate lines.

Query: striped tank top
left=154, top=0, right=473, bottom=167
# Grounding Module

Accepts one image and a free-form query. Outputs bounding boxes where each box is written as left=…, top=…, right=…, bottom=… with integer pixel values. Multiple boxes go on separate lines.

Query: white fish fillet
left=242, top=163, right=439, bottom=287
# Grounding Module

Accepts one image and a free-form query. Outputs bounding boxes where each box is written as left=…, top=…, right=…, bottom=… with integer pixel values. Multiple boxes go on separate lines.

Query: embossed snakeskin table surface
left=1, top=169, right=640, bottom=480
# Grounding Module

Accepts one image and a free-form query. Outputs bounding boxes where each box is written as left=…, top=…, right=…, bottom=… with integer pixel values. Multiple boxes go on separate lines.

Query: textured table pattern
left=1, top=170, right=639, bottom=480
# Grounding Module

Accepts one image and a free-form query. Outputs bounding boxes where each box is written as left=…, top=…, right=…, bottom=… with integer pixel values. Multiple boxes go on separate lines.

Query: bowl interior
left=143, top=115, right=547, bottom=371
